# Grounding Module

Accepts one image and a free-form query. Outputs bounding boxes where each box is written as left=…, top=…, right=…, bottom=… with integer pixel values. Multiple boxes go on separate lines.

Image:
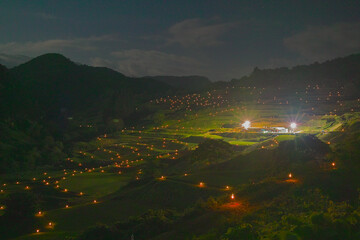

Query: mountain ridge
left=232, top=53, right=360, bottom=88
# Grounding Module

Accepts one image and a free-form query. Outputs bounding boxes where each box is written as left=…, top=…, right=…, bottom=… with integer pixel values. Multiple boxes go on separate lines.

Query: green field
left=59, top=172, right=131, bottom=198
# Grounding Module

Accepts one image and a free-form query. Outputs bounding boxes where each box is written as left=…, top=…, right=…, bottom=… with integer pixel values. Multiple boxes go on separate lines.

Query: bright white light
left=242, top=120, right=251, bottom=130
left=290, top=123, right=297, bottom=129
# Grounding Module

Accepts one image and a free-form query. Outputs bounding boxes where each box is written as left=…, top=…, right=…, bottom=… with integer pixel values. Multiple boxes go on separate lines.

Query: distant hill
left=0, top=63, right=7, bottom=80
left=0, top=53, right=31, bottom=68
left=0, top=64, right=11, bottom=111
left=4, top=53, right=172, bottom=122
left=232, top=53, right=360, bottom=89
left=147, top=75, right=211, bottom=91
left=0, top=53, right=174, bottom=172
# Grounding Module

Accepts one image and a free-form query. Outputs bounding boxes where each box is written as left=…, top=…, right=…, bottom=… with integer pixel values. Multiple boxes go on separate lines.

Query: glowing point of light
left=231, top=193, right=235, bottom=200
left=290, top=123, right=297, bottom=129
left=242, top=121, right=251, bottom=130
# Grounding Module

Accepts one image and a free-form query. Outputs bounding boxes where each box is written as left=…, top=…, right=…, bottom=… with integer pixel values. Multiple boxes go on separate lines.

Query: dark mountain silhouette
left=232, top=53, right=360, bottom=89
left=0, top=54, right=174, bottom=172
left=0, top=64, right=7, bottom=83
left=147, top=75, right=211, bottom=91
left=5, top=53, right=172, bottom=122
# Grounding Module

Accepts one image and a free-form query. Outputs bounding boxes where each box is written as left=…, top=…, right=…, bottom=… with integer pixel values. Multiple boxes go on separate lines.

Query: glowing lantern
left=225, top=186, right=230, bottom=190
left=93, top=200, right=97, bottom=203
left=36, top=229, right=40, bottom=233
left=231, top=193, right=235, bottom=200
left=65, top=205, right=69, bottom=208
left=332, top=162, right=336, bottom=167
left=199, top=182, right=204, bottom=187
left=288, top=173, right=292, bottom=178
left=48, top=222, right=52, bottom=226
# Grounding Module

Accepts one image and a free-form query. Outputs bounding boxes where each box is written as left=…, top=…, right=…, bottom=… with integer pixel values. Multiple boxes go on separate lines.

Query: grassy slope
left=5, top=84, right=359, bottom=239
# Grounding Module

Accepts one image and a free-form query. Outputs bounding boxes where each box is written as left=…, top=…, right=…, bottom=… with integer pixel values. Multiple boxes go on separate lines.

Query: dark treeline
left=232, top=53, right=360, bottom=92
left=146, top=75, right=212, bottom=91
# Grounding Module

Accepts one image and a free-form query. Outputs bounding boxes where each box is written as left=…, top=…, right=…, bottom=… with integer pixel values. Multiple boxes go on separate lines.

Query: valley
left=1, top=78, right=359, bottom=239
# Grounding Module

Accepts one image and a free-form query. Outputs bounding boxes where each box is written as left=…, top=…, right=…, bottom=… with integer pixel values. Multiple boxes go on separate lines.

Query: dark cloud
left=0, top=53, right=31, bottom=67
left=284, top=22, right=360, bottom=61
left=0, top=35, right=121, bottom=56
left=91, top=49, right=206, bottom=77
left=31, top=12, right=58, bottom=20
left=167, top=18, right=238, bottom=47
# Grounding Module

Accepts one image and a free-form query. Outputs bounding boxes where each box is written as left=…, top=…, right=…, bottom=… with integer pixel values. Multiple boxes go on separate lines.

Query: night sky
left=1, top=0, right=359, bottom=81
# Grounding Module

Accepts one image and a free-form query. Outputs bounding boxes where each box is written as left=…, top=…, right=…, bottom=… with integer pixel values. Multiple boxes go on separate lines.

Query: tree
left=221, top=224, right=259, bottom=240
left=0, top=192, right=39, bottom=238
left=78, top=224, right=114, bottom=240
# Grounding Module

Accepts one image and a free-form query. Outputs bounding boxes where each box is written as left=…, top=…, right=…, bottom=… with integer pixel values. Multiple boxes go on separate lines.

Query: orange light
left=93, top=200, right=97, bottom=203
left=332, top=162, right=336, bottom=167
left=36, top=229, right=40, bottom=233
left=231, top=193, right=235, bottom=200
left=48, top=222, right=52, bottom=226
left=199, top=182, right=204, bottom=187
left=65, top=205, right=69, bottom=208
left=288, top=173, right=292, bottom=178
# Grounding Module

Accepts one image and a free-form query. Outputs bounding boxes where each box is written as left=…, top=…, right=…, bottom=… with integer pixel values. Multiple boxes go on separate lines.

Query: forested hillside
left=232, top=54, right=360, bottom=92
